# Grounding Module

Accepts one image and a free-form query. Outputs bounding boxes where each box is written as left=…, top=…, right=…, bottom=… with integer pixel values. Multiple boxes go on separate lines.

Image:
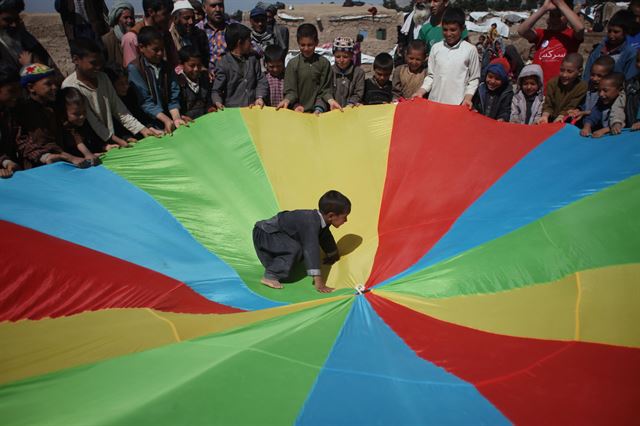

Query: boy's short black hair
left=297, top=23, right=319, bottom=42
left=562, top=52, right=583, bottom=70
left=264, top=44, right=286, bottom=63
left=608, top=10, right=635, bottom=34
left=137, top=26, right=164, bottom=46
left=178, top=45, right=203, bottom=63
left=441, top=7, right=466, bottom=29
left=56, top=87, right=85, bottom=117
left=0, top=0, right=24, bottom=13
left=600, top=72, right=625, bottom=89
left=70, top=37, right=102, bottom=59
left=225, top=23, right=251, bottom=51
left=373, top=52, right=394, bottom=72
left=592, top=55, right=615, bottom=73
left=406, top=39, right=427, bottom=57
left=319, top=190, right=351, bottom=215
left=142, top=0, right=172, bottom=17
left=0, top=64, right=19, bottom=87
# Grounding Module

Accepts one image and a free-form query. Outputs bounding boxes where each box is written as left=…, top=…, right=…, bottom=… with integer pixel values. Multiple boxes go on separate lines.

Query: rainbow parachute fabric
left=1, top=100, right=639, bottom=425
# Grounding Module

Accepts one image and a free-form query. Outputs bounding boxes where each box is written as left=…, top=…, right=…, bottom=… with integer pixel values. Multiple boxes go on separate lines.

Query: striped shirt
left=266, top=73, right=284, bottom=107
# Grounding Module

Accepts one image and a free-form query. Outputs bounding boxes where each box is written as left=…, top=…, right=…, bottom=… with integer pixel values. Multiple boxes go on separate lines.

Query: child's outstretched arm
left=210, top=64, right=227, bottom=112
left=592, top=126, right=611, bottom=138
left=518, top=0, right=553, bottom=42
left=464, top=49, right=481, bottom=109
left=554, top=0, right=584, bottom=41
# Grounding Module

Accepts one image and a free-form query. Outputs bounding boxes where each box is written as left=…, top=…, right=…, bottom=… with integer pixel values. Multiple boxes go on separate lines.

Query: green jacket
left=284, top=53, right=333, bottom=112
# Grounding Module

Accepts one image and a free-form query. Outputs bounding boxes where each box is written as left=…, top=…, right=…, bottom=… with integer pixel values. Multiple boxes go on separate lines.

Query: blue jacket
left=583, top=38, right=639, bottom=82
left=127, top=57, right=181, bottom=121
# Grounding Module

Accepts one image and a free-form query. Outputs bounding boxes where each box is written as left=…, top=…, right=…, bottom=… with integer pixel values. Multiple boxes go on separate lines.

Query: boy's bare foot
left=261, top=277, right=283, bottom=289
left=314, top=284, right=335, bottom=293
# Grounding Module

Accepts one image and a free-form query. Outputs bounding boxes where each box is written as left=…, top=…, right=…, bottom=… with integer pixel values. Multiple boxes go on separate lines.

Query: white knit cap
left=172, top=0, right=194, bottom=14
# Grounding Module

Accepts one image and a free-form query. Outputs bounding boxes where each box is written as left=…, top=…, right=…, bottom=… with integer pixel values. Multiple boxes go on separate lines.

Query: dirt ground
left=23, top=14, right=74, bottom=76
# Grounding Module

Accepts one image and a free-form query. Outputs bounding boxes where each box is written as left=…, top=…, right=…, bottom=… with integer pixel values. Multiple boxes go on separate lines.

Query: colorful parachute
left=1, top=100, right=639, bottom=425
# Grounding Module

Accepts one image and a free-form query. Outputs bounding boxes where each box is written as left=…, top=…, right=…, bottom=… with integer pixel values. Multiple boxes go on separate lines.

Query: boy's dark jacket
left=177, top=72, right=212, bottom=119
left=255, top=210, right=338, bottom=275
left=625, top=75, right=640, bottom=127
left=211, top=52, right=269, bottom=107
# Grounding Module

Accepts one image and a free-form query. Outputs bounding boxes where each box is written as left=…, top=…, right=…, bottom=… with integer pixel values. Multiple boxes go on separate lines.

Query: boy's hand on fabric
left=71, top=156, right=91, bottom=168
left=140, top=127, right=163, bottom=138
left=162, top=120, right=175, bottom=135
left=111, top=135, right=130, bottom=147
left=632, top=122, right=640, bottom=131
left=411, top=89, right=426, bottom=99
left=294, top=105, right=305, bottom=113
left=566, top=109, right=581, bottom=118
left=276, top=99, right=290, bottom=111
left=592, top=128, right=609, bottom=138
left=173, top=119, right=186, bottom=128
left=250, top=98, right=265, bottom=109
left=461, top=95, right=474, bottom=109
left=536, top=116, right=549, bottom=124
left=610, top=123, right=622, bottom=135
left=328, top=99, right=343, bottom=112
left=173, top=117, right=191, bottom=129
left=580, top=127, right=591, bottom=137
left=1, top=160, right=19, bottom=178
left=6, top=160, right=19, bottom=173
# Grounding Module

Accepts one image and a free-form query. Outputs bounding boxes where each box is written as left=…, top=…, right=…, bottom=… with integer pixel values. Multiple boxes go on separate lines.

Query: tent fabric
left=1, top=99, right=639, bottom=425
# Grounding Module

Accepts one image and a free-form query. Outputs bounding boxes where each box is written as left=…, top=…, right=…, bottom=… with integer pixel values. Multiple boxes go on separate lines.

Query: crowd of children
left=1, top=0, right=640, bottom=179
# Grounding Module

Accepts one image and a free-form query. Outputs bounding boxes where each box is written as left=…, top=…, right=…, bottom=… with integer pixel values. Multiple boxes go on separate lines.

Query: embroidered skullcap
left=333, top=36, right=354, bottom=52
left=19, top=63, right=54, bottom=88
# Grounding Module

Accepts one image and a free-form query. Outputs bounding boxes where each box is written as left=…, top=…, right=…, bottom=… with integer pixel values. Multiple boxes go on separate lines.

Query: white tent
left=465, top=17, right=510, bottom=38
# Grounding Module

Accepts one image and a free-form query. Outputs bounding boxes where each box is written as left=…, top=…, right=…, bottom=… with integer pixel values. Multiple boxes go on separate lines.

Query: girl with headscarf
left=102, top=1, right=135, bottom=68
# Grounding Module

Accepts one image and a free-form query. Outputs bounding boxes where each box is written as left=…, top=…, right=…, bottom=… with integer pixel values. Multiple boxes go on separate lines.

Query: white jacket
left=421, top=39, right=480, bottom=105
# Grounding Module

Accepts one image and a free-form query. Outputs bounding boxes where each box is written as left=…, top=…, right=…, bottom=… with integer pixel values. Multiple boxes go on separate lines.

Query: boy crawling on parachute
left=253, top=190, right=350, bottom=293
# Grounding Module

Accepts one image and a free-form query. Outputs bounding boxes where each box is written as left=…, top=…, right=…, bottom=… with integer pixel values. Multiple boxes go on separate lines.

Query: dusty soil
left=23, top=13, right=74, bottom=76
